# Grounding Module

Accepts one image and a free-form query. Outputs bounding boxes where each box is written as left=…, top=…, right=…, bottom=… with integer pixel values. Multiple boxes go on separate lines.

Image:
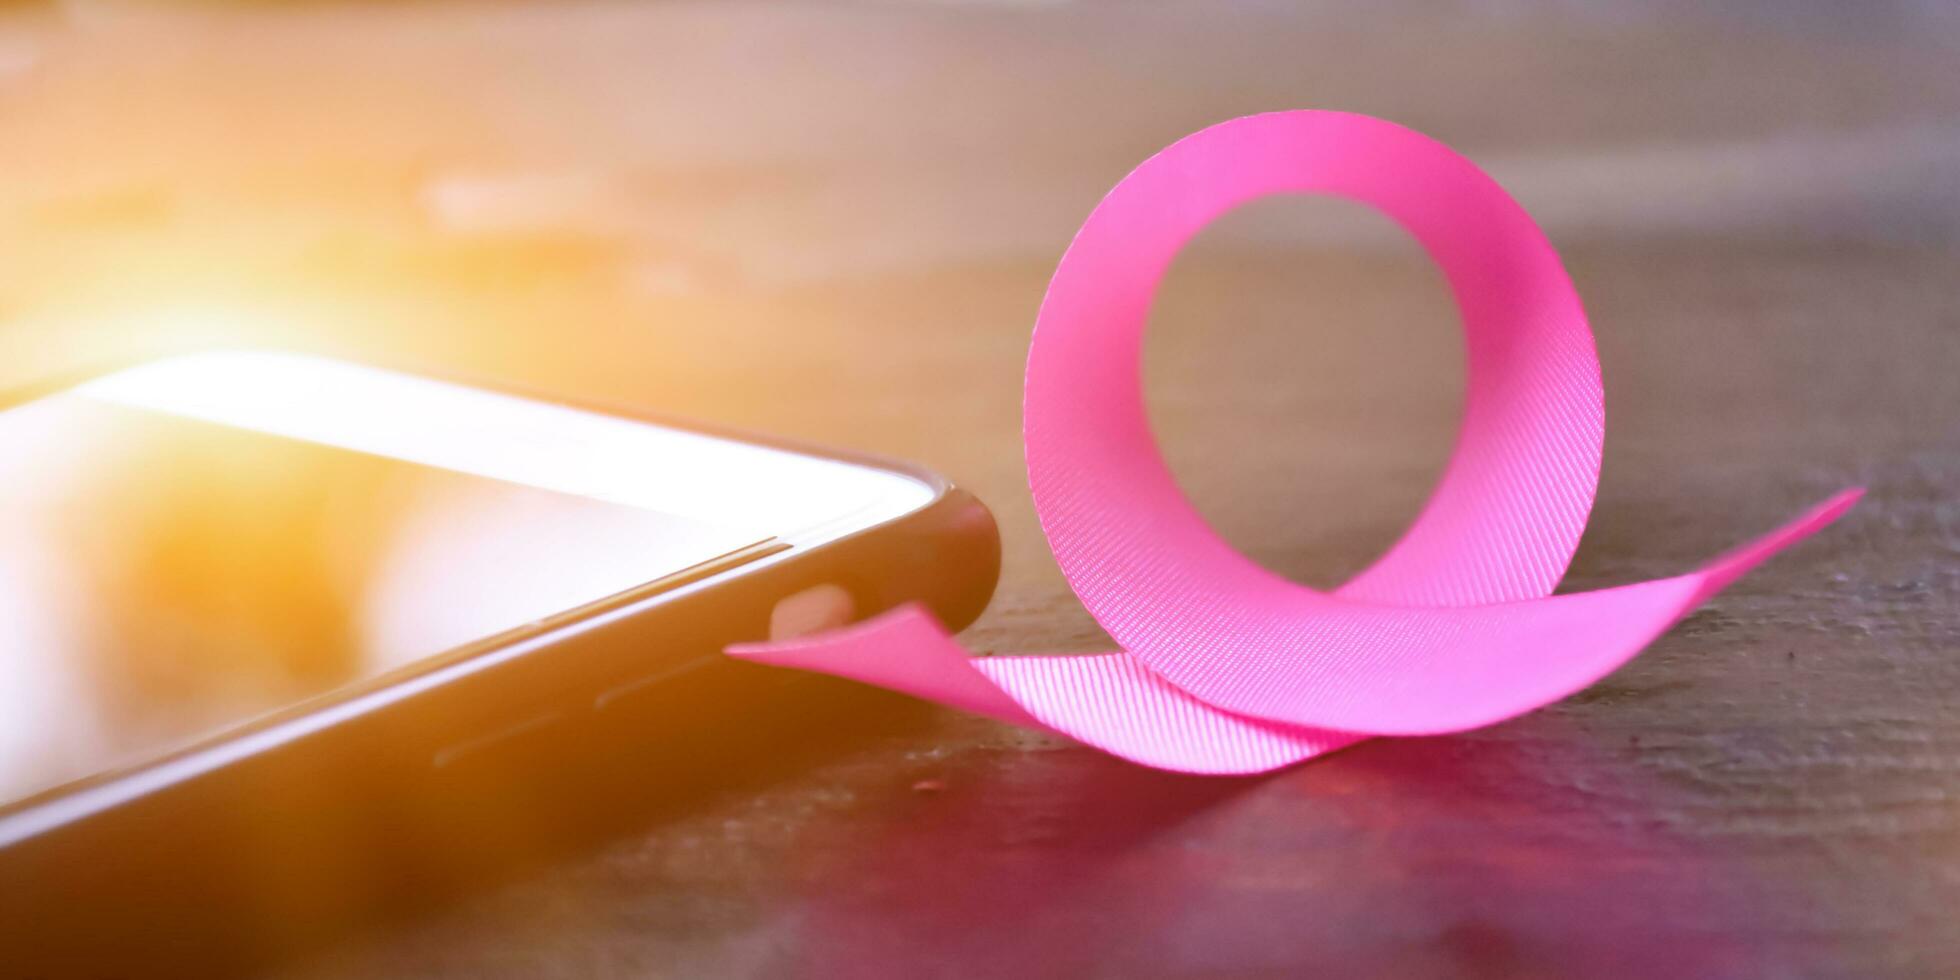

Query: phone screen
left=0, top=352, right=932, bottom=813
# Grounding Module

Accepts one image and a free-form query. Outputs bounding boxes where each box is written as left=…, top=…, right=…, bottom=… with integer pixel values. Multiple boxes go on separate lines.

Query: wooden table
left=2, top=3, right=1956, bottom=977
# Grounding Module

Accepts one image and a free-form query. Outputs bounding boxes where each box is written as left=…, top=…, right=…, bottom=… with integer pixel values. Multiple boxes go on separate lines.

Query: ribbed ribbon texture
left=729, top=110, right=1859, bottom=775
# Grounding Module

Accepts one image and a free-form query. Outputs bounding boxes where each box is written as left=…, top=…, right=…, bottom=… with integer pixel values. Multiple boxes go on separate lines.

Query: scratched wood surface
left=2, top=3, right=1957, bottom=978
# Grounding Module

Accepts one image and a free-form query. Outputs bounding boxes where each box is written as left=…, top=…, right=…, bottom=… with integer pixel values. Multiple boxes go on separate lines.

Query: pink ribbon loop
left=730, top=111, right=1859, bottom=775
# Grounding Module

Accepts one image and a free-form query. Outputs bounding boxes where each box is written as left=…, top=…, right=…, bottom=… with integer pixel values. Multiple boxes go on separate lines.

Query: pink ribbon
left=729, top=111, right=1859, bottom=775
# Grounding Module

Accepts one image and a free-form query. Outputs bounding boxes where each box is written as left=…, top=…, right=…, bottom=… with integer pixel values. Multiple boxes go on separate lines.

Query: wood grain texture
left=1, top=3, right=1955, bottom=977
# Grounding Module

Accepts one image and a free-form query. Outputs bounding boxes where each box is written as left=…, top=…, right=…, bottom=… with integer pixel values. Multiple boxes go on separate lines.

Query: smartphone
left=0, top=349, right=997, bottom=970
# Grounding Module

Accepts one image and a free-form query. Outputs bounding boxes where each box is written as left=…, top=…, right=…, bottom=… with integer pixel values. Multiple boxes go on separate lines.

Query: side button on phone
left=431, top=711, right=563, bottom=769
left=769, top=584, right=854, bottom=641
left=593, top=657, right=718, bottom=712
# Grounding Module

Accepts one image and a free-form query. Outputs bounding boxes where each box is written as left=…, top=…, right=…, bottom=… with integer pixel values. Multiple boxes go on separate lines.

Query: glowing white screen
left=76, top=350, right=935, bottom=541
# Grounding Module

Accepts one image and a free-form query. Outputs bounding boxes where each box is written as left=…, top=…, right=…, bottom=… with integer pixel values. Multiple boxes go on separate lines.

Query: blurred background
left=2, top=2, right=1957, bottom=977
left=4, top=0, right=1956, bottom=586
